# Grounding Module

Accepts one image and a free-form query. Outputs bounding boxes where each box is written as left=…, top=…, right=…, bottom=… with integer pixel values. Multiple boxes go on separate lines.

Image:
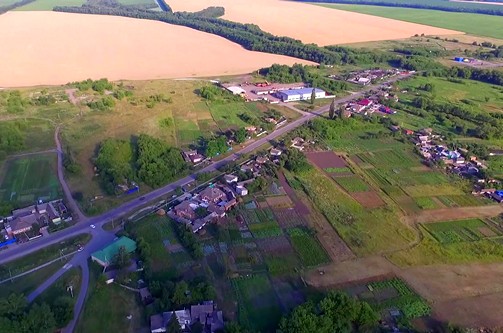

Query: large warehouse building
left=276, top=88, right=326, bottom=102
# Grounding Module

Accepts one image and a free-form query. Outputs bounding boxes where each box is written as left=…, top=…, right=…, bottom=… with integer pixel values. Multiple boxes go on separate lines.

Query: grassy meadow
left=317, top=4, right=503, bottom=39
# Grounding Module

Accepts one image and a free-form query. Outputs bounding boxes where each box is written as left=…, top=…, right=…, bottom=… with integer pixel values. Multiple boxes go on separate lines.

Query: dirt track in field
left=403, top=205, right=503, bottom=224
left=0, top=11, right=312, bottom=87
left=168, top=0, right=461, bottom=46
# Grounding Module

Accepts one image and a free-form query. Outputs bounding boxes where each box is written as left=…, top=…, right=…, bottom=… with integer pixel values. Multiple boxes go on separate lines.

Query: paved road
left=0, top=73, right=413, bottom=266
left=27, top=230, right=115, bottom=296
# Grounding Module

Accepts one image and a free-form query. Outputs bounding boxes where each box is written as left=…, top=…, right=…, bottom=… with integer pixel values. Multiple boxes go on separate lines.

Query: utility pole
left=59, top=249, right=64, bottom=262
left=67, top=285, right=74, bottom=298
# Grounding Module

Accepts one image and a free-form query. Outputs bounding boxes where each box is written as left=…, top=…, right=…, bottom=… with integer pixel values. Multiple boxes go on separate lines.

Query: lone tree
left=166, top=312, right=182, bottom=333
left=328, top=99, right=335, bottom=119
left=310, top=88, right=316, bottom=105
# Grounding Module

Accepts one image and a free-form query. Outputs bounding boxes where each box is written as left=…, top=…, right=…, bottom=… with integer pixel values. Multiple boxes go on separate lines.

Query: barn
left=276, top=88, right=326, bottom=102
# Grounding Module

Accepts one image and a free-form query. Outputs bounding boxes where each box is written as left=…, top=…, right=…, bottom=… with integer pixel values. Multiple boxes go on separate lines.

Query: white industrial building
left=276, top=88, right=326, bottom=102
left=225, top=86, right=246, bottom=95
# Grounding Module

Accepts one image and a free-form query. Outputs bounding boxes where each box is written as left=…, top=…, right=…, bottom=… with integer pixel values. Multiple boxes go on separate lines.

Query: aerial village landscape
left=1, top=0, right=503, bottom=332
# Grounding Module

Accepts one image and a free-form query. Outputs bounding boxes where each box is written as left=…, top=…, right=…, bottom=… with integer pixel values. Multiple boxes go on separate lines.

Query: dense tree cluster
left=278, top=292, right=378, bottom=333
left=148, top=278, right=216, bottom=311
left=136, top=134, right=188, bottom=187
left=191, top=6, right=225, bottom=18
left=87, top=96, right=116, bottom=111
left=70, top=78, right=113, bottom=93
left=281, top=148, right=312, bottom=173
left=0, top=293, right=74, bottom=333
left=173, top=221, right=203, bottom=259
left=0, top=122, right=26, bottom=159
left=95, top=134, right=187, bottom=193
left=95, top=138, right=135, bottom=194
left=2, top=91, right=28, bottom=114
left=297, top=0, right=503, bottom=16
left=201, top=136, right=229, bottom=158
left=199, top=85, right=241, bottom=102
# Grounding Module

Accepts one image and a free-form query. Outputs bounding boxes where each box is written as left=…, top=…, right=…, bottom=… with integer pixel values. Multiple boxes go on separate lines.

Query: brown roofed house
left=199, top=187, right=226, bottom=204
left=173, top=201, right=196, bottom=220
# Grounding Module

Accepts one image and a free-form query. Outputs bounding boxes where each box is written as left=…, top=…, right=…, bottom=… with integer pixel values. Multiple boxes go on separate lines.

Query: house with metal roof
left=276, top=88, right=326, bottom=102
left=91, top=236, right=137, bottom=267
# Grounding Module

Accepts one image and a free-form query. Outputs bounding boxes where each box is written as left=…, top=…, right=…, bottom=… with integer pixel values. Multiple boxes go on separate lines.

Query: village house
left=291, top=137, right=306, bottom=151
left=199, top=187, right=226, bottom=204
left=150, top=301, right=224, bottom=333
left=270, top=148, right=282, bottom=157
left=173, top=201, right=197, bottom=220
left=183, top=150, right=205, bottom=164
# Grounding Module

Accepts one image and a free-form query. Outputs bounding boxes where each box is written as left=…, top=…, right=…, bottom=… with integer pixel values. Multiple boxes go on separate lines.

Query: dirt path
left=403, top=205, right=503, bottom=224
left=54, top=126, right=86, bottom=222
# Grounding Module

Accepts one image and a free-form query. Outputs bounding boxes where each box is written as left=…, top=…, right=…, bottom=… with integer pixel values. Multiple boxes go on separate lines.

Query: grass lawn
left=0, top=154, right=60, bottom=204
left=232, top=274, right=282, bottom=332
left=317, top=4, right=503, bottom=39
left=0, top=261, right=62, bottom=298
left=0, top=234, right=90, bottom=280
left=264, top=254, right=300, bottom=276
left=76, top=280, right=145, bottom=333
left=14, top=0, right=86, bottom=10
left=248, top=221, right=283, bottom=238
left=403, top=183, right=463, bottom=197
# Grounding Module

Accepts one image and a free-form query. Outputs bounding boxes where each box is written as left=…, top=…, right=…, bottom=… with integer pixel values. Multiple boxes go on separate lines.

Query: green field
left=318, top=4, right=503, bottom=39
left=423, top=218, right=500, bottom=243
left=414, top=197, right=439, bottom=210
left=14, top=0, right=154, bottom=10
left=231, top=274, right=282, bottom=332
left=335, top=176, right=369, bottom=192
left=287, top=228, right=330, bottom=267
left=0, top=154, right=60, bottom=204
left=248, top=221, right=283, bottom=238
left=14, top=0, right=86, bottom=10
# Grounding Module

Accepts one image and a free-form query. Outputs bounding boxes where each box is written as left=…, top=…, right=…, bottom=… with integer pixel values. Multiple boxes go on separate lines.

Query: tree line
left=296, top=0, right=503, bottom=16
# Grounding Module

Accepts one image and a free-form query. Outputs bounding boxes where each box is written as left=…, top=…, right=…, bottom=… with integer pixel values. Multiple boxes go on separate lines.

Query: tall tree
left=328, top=99, right=335, bottom=119
left=113, top=246, right=130, bottom=269
left=166, top=312, right=182, bottom=333
left=310, top=88, right=316, bottom=105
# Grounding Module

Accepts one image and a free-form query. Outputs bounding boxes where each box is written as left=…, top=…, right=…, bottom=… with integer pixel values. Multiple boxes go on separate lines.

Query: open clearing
left=167, top=0, right=460, bottom=46
left=320, top=4, right=503, bottom=40
left=0, top=11, right=312, bottom=87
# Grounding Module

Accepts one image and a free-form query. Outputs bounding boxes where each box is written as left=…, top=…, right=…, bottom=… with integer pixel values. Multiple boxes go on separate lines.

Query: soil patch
left=351, top=191, right=386, bottom=209
left=306, top=151, right=347, bottom=169
left=277, top=172, right=310, bottom=215
left=0, top=11, right=312, bottom=87
left=265, top=195, right=293, bottom=208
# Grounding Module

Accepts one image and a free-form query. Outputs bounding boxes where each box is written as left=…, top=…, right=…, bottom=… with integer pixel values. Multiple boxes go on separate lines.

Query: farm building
left=276, top=88, right=326, bottom=102
left=225, top=86, right=246, bottom=96
left=91, top=236, right=137, bottom=267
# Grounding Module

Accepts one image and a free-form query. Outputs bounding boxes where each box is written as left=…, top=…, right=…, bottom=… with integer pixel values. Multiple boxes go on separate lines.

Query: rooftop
left=91, top=236, right=137, bottom=265
left=279, top=88, right=324, bottom=96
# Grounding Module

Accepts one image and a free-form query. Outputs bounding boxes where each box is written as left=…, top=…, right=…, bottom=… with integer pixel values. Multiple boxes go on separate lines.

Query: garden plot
left=273, top=208, right=307, bottom=228
left=364, top=278, right=431, bottom=319
left=231, top=274, right=282, bottom=332
left=287, top=228, right=330, bottom=267
left=423, top=219, right=501, bottom=244
left=306, top=151, right=347, bottom=169
left=351, top=192, right=385, bottom=209
left=256, top=235, right=295, bottom=254
left=229, top=244, right=264, bottom=273
left=271, top=278, right=306, bottom=311
left=437, top=195, right=491, bottom=207
left=265, top=195, right=293, bottom=208
left=358, top=149, right=422, bottom=169
left=335, top=176, right=369, bottom=192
